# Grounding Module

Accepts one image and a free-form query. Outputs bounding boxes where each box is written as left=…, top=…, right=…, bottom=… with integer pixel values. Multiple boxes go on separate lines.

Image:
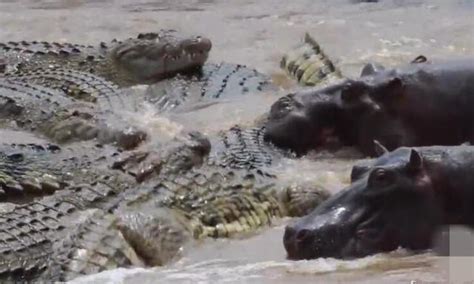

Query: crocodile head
left=109, top=32, right=212, bottom=83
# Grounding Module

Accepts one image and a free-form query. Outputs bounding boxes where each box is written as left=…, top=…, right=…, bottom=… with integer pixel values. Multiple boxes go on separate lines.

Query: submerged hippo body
left=264, top=58, right=474, bottom=156
left=283, top=145, right=474, bottom=260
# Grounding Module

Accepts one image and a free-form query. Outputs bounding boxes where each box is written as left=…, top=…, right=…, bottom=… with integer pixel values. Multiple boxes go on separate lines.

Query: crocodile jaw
left=110, top=35, right=212, bottom=83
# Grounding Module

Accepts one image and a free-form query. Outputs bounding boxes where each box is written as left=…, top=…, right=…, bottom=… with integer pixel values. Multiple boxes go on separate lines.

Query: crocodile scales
left=0, top=78, right=146, bottom=149
left=0, top=130, right=330, bottom=281
left=0, top=31, right=345, bottom=281
left=0, top=31, right=212, bottom=87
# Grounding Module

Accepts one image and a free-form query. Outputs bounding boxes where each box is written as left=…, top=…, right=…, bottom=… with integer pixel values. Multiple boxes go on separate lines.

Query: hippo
left=263, top=81, right=379, bottom=156
left=283, top=145, right=474, bottom=260
left=264, top=57, right=474, bottom=157
left=349, top=58, right=474, bottom=152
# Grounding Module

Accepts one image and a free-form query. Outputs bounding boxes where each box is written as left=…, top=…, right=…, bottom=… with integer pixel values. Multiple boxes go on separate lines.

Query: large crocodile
left=1, top=32, right=343, bottom=115
left=0, top=130, right=330, bottom=281
left=0, top=31, right=212, bottom=87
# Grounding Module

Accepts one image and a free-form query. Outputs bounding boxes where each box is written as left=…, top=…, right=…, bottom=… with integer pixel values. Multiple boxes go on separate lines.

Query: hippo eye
left=368, top=168, right=393, bottom=187
left=340, top=87, right=354, bottom=102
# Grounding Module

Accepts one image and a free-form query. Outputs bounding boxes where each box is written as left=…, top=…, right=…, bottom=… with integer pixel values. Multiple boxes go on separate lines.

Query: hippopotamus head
left=284, top=147, right=443, bottom=259
left=263, top=90, right=339, bottom=155
left=264, top=80, right=383, bottom=155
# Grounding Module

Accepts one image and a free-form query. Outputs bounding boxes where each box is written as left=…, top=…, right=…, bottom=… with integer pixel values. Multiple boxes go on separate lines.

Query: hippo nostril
left=296, top=229, right=312, bottom=242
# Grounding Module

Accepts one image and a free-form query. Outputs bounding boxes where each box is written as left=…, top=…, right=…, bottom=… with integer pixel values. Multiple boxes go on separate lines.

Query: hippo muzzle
left=284, top=149, right=444, bottom=260
left=283, top=181, right=371, bottom=259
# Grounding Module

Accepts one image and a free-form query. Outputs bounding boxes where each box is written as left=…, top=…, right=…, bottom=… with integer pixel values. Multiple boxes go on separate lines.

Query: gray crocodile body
left=4, top=62, right=276, bottom=115
left=0, top=31, right=212, bottom=87
left=146, top=62, right=276, bottom=112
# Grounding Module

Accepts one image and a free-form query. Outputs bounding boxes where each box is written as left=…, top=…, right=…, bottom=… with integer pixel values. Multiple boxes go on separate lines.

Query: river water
left=1, top=0, right=473, bottom=283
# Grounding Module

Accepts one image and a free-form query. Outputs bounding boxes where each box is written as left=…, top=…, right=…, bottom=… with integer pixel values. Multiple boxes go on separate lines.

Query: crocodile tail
left=280, top=33, right=344, bottom=87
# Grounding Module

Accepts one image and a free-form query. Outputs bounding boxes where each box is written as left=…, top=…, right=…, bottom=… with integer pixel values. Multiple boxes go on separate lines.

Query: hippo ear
left=408, top=149, right=423, bottom=171
left=373, top=140, right=389, bottom=157
left=411, top=55, right=428, bottom=64
left=360, top=62, right=385, bottom=77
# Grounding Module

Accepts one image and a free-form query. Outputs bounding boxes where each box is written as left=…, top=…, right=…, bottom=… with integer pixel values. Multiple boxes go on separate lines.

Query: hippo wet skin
left=265, top=58, right=474, bottom=156
left=283, top=145, right=474, bottom=259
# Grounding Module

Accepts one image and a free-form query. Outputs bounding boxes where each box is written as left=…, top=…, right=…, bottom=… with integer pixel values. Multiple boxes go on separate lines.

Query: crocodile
left=0, top=78, right=146, bottom=149
left=4, top=61, right=276, bottom=115
left=0, top=32, right=343, bottom=281
left=0, top=31, right=212, bottom=87
left=0, top=130, right=330, bottom=281
left=1, top=33, right=344, bottom=115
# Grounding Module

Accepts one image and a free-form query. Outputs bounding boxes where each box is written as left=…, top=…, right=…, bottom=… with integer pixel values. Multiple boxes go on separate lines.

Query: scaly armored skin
left=0, top=31, right=212, bottom=87
left=280, top=33, right=344, bottom=87
left=1, top=33, right=340, bottom=117
left=0, top=130, right=329, bottom=281
left=0, top=138, right=133, bottom=203
left=144, top=62, right=277, bottom=112
left=0, top=32, right=340, bottom=281
left=5, top=62, right=276, bottom=114
left=0, top=78, right=146, bottom=149
left=5, top=67, right=128, bottom=109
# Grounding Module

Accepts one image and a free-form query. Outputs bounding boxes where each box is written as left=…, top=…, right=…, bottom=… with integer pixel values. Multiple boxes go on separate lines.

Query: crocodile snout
left=180, top=36, right=212, bottom=55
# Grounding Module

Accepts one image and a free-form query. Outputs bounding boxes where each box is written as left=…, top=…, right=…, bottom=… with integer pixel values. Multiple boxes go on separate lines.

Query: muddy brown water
left=1, top=0, right=474, bottom=283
